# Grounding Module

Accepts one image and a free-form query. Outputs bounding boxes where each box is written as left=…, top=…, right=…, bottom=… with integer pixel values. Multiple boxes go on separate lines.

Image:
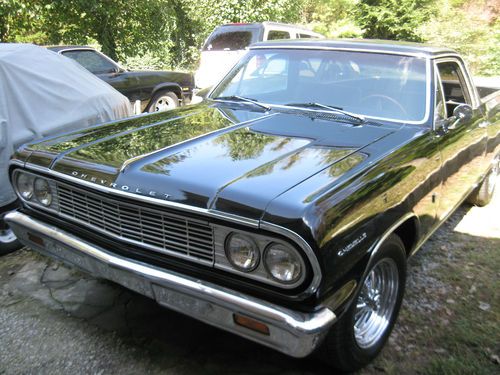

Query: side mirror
left=446, top=104, right=473, bottom=130
left=196, top=86, right=213, bottom=99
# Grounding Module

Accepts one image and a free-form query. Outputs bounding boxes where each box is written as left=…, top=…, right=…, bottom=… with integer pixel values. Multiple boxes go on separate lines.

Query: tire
left=468, top=158, right=499, bottom=207
left=316, top=234, right=407, bottom=372
left=147, top=91, right=179, bottom=112
left=0, top=220, right=22, bottom=256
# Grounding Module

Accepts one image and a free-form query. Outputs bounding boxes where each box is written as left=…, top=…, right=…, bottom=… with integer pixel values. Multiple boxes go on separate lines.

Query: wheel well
left=154, top=86, right=182, bottom=99
left=393, top=217, right=418, bottom=256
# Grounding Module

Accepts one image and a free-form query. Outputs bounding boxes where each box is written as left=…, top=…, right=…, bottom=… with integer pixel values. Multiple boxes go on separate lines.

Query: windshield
left=210, top=49, right=428, bottom=123
left=202, top=28, right=259, bottom=51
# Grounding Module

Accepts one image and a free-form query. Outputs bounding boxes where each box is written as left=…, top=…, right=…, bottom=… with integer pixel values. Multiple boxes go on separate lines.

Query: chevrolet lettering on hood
left=5, top=40, right=499, bottom=373
left=70, top=171, right=171, bottom=200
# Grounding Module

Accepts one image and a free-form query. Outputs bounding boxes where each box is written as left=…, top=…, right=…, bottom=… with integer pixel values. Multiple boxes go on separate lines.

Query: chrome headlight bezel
left=12, top=169, right=58, bottom=211
left=214, top=225, right=308, bottom=289
left=263, top=242, right=305, bottom=284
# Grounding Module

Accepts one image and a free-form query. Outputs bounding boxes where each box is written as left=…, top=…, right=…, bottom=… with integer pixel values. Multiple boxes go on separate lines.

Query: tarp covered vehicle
left=0, top=43, right=132, bottom=254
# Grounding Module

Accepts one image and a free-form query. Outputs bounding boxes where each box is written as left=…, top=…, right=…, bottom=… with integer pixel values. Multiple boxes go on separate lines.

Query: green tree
left=301, top=0, right=362, bottom=38
left=355, top=0, right=434, bottom=41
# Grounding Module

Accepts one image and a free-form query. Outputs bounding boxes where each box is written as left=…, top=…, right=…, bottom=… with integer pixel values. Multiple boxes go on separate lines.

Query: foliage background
left=0, top=0, right=498, bottom=75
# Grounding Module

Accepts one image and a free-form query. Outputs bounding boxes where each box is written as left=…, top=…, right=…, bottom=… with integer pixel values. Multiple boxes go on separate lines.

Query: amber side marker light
left=233, top=314, right=270, bottom=335
left=28, top=232, right=44, bottom=247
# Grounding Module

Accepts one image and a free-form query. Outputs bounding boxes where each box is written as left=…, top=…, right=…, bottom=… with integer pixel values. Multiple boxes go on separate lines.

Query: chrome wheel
left=354, top=258, right=399, bottom=349
left=152, top=95, right=177, bottom=112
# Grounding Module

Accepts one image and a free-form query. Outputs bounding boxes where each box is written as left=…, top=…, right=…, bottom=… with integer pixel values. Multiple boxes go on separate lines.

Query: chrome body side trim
left=5, top=211, right=335, bottom=358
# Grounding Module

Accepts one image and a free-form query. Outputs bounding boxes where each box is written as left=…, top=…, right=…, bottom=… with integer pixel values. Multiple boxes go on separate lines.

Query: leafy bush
left=419, top=1, right=499, bottom=75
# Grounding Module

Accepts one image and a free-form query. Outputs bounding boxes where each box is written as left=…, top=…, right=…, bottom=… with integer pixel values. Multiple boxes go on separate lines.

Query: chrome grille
left=56, top=183, right=214, bottom=264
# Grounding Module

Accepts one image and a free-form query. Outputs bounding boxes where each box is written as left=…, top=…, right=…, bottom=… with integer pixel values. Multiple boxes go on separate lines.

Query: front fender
left=151, top=82, right=184, bottom=100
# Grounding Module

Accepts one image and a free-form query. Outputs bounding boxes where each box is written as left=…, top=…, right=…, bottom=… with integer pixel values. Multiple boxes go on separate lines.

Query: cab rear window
left=203, top=30, right=255, bottom=51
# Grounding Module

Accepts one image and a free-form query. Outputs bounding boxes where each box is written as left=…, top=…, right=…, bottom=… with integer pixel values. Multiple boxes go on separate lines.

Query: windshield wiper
left=212, top=95, right=271, bottom=111
left=285, top=102, right=365, bottom=123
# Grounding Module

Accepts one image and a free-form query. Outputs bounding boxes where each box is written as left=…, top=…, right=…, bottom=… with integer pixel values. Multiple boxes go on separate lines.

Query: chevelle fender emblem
left=70, top=171, right=171, bottom=200
left=338, top=232, right=367, bottom=256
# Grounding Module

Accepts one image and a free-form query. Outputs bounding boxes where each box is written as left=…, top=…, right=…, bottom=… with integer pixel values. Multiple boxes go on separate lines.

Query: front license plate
left=107, top=267, right=153, bottom=298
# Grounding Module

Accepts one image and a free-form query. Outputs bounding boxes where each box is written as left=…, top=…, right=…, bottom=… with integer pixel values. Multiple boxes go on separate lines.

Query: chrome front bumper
left=5, top=211, right=335, bottom=358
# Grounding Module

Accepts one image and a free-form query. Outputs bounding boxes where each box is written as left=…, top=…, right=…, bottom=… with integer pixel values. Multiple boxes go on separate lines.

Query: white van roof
left=219, top=22, right=324, bottom=37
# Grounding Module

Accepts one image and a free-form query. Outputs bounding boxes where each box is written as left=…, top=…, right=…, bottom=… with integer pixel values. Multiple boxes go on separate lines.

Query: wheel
left=147, top=91, right=179, bottom=112
left=0, top=220, right=22, bottom=255
left=317, top=234, right=406, bottom=372
left=468, top=158, right=499, bottom=207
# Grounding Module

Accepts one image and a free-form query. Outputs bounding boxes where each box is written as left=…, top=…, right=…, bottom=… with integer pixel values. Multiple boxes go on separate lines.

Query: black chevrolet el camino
left=6, top=40, right=500, bottom=371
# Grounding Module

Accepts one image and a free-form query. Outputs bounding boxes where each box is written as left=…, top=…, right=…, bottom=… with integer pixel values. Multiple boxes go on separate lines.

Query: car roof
left=250, top=38, right=458, bottom=57
left=45, top=45, right=95, bottom=53
left=220, top=21, right=321, bottom=34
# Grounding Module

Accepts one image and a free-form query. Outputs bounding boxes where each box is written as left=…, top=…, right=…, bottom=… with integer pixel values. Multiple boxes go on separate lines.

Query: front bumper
left=5, top=211, right=335, bottom=358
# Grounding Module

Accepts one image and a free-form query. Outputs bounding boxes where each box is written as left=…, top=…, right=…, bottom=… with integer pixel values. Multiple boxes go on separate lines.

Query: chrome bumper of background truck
left=5, top=211, right=336, bottom=358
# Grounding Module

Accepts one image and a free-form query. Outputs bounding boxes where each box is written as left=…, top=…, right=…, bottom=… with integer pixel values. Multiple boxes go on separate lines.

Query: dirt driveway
left=1, top=182, right=498, bottom=374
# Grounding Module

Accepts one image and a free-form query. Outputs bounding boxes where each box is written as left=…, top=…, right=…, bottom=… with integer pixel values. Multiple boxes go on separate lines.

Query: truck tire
left=316, top=234, right=406, bottom=372
left=468, top=158, right=498, bottom=207
left=147, top=91, right=179, bottom=112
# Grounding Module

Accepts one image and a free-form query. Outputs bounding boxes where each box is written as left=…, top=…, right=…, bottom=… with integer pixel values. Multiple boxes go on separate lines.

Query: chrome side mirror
left=446, top=104, right=473, bottom=130
left=196, top=86, right=213, bottom=99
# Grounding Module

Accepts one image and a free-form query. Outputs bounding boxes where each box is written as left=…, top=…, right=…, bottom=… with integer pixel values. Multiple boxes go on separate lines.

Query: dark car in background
left=48, top=46, right=195, bottom=112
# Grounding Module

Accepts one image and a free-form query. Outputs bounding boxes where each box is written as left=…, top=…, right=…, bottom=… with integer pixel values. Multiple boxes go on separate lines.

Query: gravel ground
left=0, top=181, right=498, bottom=374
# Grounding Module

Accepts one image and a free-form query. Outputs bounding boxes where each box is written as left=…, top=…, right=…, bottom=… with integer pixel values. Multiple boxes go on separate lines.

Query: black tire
left=0, top=220, right=22, bottom=255
left=468, top=159, right=498, bottom=207
left=146, top=91, right=179, bottom=112
left=316, top=234, right=407, bottom=372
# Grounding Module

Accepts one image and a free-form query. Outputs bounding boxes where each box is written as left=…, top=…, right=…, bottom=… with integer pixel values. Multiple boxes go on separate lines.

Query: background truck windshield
left=211, top=49, right=428, bottom=123
left=202, top=28, right=259, bottom=51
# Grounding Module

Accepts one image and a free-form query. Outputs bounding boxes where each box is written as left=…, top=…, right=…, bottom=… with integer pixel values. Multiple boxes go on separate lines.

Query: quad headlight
left=15, top=171, right=53, bottom=207
left=34, top=177, right=52, bottom=206
left=264, top=243, right=303, bottom=283
left=222, top=230, right=306, bottom=286
left=16, top=172, right=34, bottom=200
left=225, top=233, right=260, bottom=271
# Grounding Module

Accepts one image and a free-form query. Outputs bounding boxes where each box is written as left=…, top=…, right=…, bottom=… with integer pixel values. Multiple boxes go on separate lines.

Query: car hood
left=24, top=104, right=396, bottom=219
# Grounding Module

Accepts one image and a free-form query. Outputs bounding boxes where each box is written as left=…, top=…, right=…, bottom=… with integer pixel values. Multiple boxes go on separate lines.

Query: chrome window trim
left=209, top=47, right=432, bottom=125
left=249, top=44, right=430, bottom=58
left=432, top=56, right=480, bottom=109
left=432, top=64, right=448, bottom=131
left=11, top=162, right=323, bottom=298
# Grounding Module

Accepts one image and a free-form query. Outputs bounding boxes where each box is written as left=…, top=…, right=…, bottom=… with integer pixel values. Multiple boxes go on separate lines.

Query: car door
left=434, top=57, right=488, bottom=221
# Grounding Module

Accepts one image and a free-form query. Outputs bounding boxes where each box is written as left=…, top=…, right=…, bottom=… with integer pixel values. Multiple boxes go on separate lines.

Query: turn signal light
left=233, top=314, right=270, bottom=335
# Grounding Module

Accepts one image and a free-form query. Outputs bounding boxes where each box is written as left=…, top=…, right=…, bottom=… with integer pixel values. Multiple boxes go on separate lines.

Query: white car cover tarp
left=0, top=43, right=132, bottom=206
